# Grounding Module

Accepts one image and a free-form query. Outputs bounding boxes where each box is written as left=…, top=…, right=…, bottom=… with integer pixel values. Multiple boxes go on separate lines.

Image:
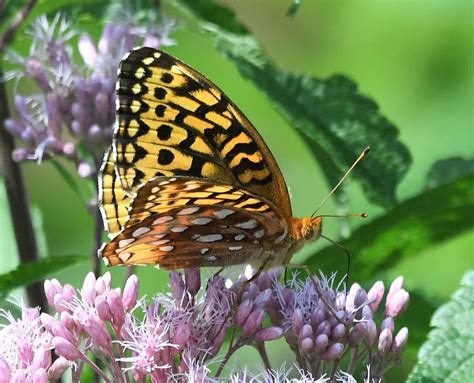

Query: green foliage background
left=0, top=0, right=472, bottom=381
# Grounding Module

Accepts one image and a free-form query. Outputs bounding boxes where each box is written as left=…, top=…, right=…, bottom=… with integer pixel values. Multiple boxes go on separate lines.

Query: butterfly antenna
left=311, top=146, right=370, bottom=218
left=321, top=234, right=351, bottom=287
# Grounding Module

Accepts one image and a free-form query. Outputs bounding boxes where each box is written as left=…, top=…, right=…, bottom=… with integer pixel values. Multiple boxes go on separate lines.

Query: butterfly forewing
left=113, top=47, right=292, bottom=218
left=99, top=147, right=131, bottom=238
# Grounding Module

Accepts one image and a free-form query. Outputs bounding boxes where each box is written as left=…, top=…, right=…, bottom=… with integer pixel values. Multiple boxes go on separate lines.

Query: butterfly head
left=290, top=216, right=323, bottom=243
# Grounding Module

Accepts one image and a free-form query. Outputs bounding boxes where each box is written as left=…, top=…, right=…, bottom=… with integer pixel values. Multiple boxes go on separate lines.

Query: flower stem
left=0, top=1, right=47, bottom=312
left=254, top=340, right=272, bottom=372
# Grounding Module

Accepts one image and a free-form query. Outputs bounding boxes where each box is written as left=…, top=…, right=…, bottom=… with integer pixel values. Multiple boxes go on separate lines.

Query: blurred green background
left=1, top=0, right=473, bottom=380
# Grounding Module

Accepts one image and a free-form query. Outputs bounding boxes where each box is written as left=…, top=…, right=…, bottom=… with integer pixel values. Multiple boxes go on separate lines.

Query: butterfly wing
left=98, top=147, right=131, bottom=238
left=112, top=47, right=292, bottom=218
left=99, top=178, right=288, bottom=269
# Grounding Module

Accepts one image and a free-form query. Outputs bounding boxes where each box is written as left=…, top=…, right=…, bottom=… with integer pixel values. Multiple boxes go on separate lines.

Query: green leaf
left=426, top=157, right=474, bottom=190
left=170, top=0, right=248, bottom=35
left=305, top=176, right=474, bottom=281
left=287, top=0, right=303, bottom=16
left=169, top=1, right=412, bottom=207
left=0, top=255, right=89, bottom=299
left=407, top=270, right=474, bottom=383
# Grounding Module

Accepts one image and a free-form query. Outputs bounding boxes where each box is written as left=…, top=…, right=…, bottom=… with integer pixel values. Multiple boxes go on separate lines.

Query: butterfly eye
left=304, top=227, right=314, bottom=240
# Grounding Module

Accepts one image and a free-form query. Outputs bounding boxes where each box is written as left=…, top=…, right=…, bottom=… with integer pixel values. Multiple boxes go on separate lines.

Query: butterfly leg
left=283, top=263, right=343, bottom=323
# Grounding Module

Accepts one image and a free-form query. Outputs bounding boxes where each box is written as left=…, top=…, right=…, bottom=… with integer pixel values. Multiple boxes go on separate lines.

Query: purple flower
left=0, top=298, right=66, bottom=382
left=5, top=10, right=175, bottom=178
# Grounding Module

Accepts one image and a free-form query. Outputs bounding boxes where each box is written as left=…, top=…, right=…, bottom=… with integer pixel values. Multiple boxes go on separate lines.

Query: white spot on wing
left=234, top=234, right=245, bottom=241
left=150, top=239, right=170, bottom=246
left=235, top=220, right=258, bottom=229
left=133, top=227, right=151, bottom=237
left=159, top=246, right=174, bottom=252
left=171, top=226, right=188, bottom=232
left=254, top=229, right=265, bottom=238
left=151, top=186, right=160, bottom=193
left=152, top=216, right=173, bottom=225
left=206, top=255, right=217, bottom=262
left=214, top=209, right=234, bottom=219
left=200, top=248, right=209, bottom=254
left=154, top=234, right=167, bottom=239
left=177, top=207, right=200, bottom=216
left=191, top=217, right=213, bottom=225
left=229, top=246, right=243, bottom=251
left=197, top=234, right=223, bottom=243
left=119, top=238, right=135, bottom=248
left=119, top=252, right=132, bottom=262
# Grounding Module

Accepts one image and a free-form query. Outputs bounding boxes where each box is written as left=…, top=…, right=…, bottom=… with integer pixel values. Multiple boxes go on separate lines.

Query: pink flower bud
left=392, top=327, right=409, bottom=355
left=81, top=272, right=96, bottom=304
left=48, top=357, right=69, bottom=381
left=78, top=162, right=93, bottom=178
left=380, top=317, right=395, bottom=333
left=346, top=283, right=362, bottom=311
left=385, top=289, right=410, bottom=318
left=122, top=274, right=139, bottom=311
left=315, top=321, right=330, bottom=337
left=314, top=334, right=329, bottom=353
left=243, top=308, right=265, bottom=337
left=292, top=308, right=304, bottom=334
left=331, top=323, right=346, bottom=341
left=299, top=337, right=314, bottom=352
left=235, top=299, right=253, bottom=326
left=53, top=337, right=81, bottom=361
left=254, top=288, right=272, bottom=307
left=51, top=321, right=76, bottom=345
left=44, top=279, right=61, bottom=306
left=53, top=293, right=67, bottom=313
left=387, top=276, right=404, bottom=302
left=94, top=276, right=107, bottom=295
left=85, top=316, right=111, bottom=348
left=310, top=308, right=325, bottom=328
left=60, top=312, right=76, bottom=332
left=102, top=272, right=111, bottom=288
left=299, top=324, right=313, bottom=341
left=362, top=305, right=373, bottom=320
left=31, top=347, right=51, bottom=370
left=323, top=343, right=344, bottom=361
left=256, top=326, right=284, bottom=341
left=349, top=322, right=367, bottom=346
left=62, top=284, right=76, bottom=302
left=106, top=290, right=125, bottom=327
left=95, top=296, right=112, bottom=322
left=32, top=368, right=48, bottom=383
left=62, top=142, right=76, bottom=157
left=378, top=328, right=393, bottom=357
left=364, top=319, right=377, bottom=348
left=367, top=281, right=385, bottom=312
left=0, top=355, right=11, bottom=382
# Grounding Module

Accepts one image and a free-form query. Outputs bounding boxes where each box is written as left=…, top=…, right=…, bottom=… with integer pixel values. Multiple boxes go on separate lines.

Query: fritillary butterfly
left=98, top=47, right=359, bottom=270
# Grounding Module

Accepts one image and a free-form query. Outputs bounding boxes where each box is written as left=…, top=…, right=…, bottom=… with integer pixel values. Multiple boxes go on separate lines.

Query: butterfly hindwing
left=112, top=47, right=292, bottom=218
left=99, top=203, right=287, bottom=269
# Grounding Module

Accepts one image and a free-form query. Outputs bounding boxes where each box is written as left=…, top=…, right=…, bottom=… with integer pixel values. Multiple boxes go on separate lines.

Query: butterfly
left=98, top=47, right=366, bottom=270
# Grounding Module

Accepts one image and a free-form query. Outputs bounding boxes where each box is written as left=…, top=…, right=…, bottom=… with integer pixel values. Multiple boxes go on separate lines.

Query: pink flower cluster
left=0, top=269, right=410, bottom=382
left=0, top=302, right=69, bottom=382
